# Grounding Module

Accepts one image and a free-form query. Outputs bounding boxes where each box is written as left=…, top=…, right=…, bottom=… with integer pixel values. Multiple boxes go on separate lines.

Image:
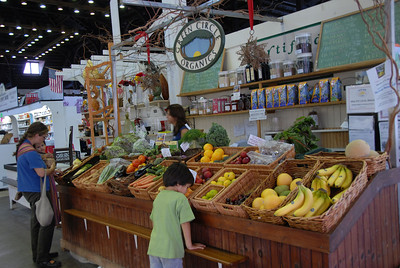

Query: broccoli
left=206, top=123, right=230, bottom=147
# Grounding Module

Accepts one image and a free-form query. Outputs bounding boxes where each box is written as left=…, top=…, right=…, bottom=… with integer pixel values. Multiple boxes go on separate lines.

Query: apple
left=240, top=151, right=248, bottom=158
left=242, top=156, right=250, bottom=164
left=234, top=159, right=242, bottom=164
left=202, top=167, right=210, bottom=173
left=203, top=170, right=213, bottom=179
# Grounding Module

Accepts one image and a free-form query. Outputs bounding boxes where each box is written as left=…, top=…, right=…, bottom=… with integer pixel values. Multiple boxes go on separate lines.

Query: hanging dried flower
left=237, top=36, right=268, bottom=70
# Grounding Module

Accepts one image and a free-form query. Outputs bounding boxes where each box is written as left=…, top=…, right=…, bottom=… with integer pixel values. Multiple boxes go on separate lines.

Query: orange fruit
left=204, top=150, right=213, bottom=158
left=203, top=143, right=213, bottom=151
left=200, top=156, right=210, bottom=163
left=211, top=152, right=222, bottom=161
left=276, top=173, right=293, bottom=186
left=214, top=148, right=224, bottom=156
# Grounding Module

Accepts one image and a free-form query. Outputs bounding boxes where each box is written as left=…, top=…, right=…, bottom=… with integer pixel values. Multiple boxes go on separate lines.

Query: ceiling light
left=21, top=1, right=27, bottom=4
left=21, top=48, right=25, bottom=51
left=24, top=56, right=28, bottom=59
left=61, top=41, right=64, bottom=44
left=58, top=7, right=63, bottom=11
left=38, top=35, right=43, bottom=38
left=45, top=51, right=48, bottom=54
left=120, top=4, right=125, bottom=8
left=105, top=13, right=110, bottom=18
left=90, top=12, right=95, bottom=16
left=34, top=38, right=39, bottom=41
left=12, top=56, right=16, bottom=59
left=47, top=29, right=52, bottom=33
left=9, top=32, right=14, bottom=36
left=88, top=0, right=94, bottom=3
left=16, top=26, right=22, bottom=30
left=74, top=9, right=79, bottom=14
left=49, top=48, right=52, bottom=51
left=31, top=41, right=35, bottom=44
left=70, top=35, right=74, bottom=38
left=0, top=55, right=4, bottom=57
left=61, top=31, right=65, bottom=34
left=24, top=33, right=29, bottom=37
left=27, top=44, right=32, bottom=47
left=56, top=44, right=60, bottom=46
left=65, top=38, right=69, bottom=41
left=0, top=24, right=5, bottom=27
left=18, top=51, right=22, bottom=54
left=1, top=0, right=8, bottom=2
left=36, top=57, right=39, bottom=59
left=75, top=32, right=79, bottom=35
left=41, top=53, right=45, bottom=55
left=32, top=27, right=37, bottom=31
left=5, top=50, right=9, bottom=52
left=40, top=4, right=46, bottom=8
left=52, top=46, right=56, bottom=49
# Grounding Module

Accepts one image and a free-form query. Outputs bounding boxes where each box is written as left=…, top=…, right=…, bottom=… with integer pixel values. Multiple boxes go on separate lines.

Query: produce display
left=200, top=143, right=229, bottom=163
left=225, top=193, right=251, bottom=205
left=201, top=189, right=220, bottom=200
left=210, top=171, right=237, bottom=187
left=196, top=167, right=214, bottom=184
left=230, top=151, right=252, bottom=164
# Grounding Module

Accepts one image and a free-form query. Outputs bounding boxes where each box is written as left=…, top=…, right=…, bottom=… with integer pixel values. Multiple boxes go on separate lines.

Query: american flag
left=49, top=68, right=63, bottom=93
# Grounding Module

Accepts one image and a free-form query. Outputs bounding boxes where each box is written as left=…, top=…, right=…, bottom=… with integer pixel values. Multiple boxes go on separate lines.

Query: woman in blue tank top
left=166, top=104, right=189, bottom=141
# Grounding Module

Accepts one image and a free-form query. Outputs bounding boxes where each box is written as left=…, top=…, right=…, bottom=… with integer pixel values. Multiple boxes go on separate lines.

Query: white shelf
left=18, top=125, right=30, bottom=128
left=129, top=100, right=170, bottom=109
left=17, top=118, right=30, bottom=121
left=34, top=113, right=52, bottom=119
left=265, top=128, right=349, bottom=135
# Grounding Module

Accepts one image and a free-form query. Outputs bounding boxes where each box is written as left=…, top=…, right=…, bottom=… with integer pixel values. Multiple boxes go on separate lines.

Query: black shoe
left=38, top=260, right=61, bottom=268
left=49, top=252, right=59, bottom=258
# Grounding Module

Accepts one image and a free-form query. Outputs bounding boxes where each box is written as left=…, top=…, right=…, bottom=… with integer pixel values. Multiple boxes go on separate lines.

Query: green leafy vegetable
left=206, top=123, right=230, bottom=147
left=273, top=116, right=319, bottom=155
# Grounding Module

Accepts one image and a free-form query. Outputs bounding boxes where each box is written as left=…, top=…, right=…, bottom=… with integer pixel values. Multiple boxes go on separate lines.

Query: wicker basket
left=305, top=151, right=388, bottom=177
left=189, top=168, right=249, bottom=213
left=148, top=180, right=201, bottom=201
left=57, top=154, right=100, bottom=186
left=72, top=161, right=109, bottom=190
left=127, top=159, right=178, bottom=200
left=242, top=159, right=320, bottom=225
left=185, top=147, right=245, bottom=167
left=213, top=169, right=271, bottom=218
left=224, top=146, right=295, bottom=171
left=106, top=176, right=136, bottom=196
left=283, top=160, right=368, bottom=233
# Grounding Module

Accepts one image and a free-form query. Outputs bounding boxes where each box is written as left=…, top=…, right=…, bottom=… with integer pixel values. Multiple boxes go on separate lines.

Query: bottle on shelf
left=308, top=110, right=319, bottom=129
left=257, top=58, right=271, bottom=81
left=245, top=64, right=257, bottom=83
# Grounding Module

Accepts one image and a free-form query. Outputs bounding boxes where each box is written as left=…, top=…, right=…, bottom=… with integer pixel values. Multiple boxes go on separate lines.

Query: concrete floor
left=0, top=190, right=98, bottom=268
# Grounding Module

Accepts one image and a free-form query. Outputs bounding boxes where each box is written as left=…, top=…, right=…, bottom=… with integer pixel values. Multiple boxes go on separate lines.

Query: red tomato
left=138, top=155, right=146, bottom=164
left=126, top=164, right=135, bottom=174
left=131, top=159, right=141, bottom=168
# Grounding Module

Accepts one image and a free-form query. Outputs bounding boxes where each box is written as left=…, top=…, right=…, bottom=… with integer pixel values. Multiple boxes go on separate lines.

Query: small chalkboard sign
left=316, top=2, right=400, bottom=70
left=180, top=51, right=225, bottom=95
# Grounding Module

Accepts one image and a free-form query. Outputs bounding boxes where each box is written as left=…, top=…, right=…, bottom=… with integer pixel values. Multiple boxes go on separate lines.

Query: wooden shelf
left=265, top=128, right=349, bottom=135
left=187, top=101, right=346, bottom=119
left=87, top=79, right=112, bottom=86
left=130, top=100, right=170, bottom=109
left=177, top=59, right=384, bottom=97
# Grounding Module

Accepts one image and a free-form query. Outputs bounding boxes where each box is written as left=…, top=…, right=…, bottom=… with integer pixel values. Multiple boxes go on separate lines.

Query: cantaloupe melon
left=345, top=139, right=370, bottom=158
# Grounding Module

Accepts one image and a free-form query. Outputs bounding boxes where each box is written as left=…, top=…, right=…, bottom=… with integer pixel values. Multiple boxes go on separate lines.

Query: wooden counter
left=58, top=168, right=400, bottom=268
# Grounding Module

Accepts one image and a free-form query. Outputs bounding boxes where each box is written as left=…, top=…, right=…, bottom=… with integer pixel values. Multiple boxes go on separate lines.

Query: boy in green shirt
left=147, top=162, right=205, bottom=268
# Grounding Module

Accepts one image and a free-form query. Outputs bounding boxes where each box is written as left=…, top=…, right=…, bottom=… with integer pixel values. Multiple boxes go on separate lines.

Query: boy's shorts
left=149, top=255, right=183, bottom=268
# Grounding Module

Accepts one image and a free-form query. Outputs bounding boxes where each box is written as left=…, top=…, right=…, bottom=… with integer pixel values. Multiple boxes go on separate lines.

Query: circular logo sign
left=173, top=18, right=225, bottom=73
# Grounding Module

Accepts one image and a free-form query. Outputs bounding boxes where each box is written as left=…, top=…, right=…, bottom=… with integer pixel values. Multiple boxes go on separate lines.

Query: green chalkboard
left=180, top=52, right=224, bottom=95
left=316, top=2, right=400, bottom=70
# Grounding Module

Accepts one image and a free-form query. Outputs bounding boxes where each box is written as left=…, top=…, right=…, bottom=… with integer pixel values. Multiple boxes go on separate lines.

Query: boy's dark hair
left=163, top=162, right=194, bottom=187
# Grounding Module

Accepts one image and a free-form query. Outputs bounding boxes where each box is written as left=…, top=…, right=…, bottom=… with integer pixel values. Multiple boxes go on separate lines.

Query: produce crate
left=127, top=160, right=179, bottom=200
left=148, top=180, right=200, bottom=201
left=106, top=176, right=136, bottom=196
left=189, top=168, right=249, bottom=213
left=185, top=147, right=244, bottom=167
left=213, top=169, right=272, bottom=218
left=304, top=151, right=388, bottom=177
left=188, top=166, right=223, bottom=191
left=224, top=146, right=295, bottom=171
left=56, top=154, right=100, bottom=186
left=72, top=161, right=109, bottom=190
left=242, top=159, right=320, bottom=225
left=283, top=160, right=367, bottom=233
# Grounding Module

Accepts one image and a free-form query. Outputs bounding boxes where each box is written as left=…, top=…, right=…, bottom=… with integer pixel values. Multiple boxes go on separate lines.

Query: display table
left=58, top=168, right=400, bottom=268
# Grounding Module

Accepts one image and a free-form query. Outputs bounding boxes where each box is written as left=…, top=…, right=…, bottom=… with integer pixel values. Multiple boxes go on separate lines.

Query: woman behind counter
left=166, top=104, right=189, bottom=141
left=15, top=122, right=61, bottom=268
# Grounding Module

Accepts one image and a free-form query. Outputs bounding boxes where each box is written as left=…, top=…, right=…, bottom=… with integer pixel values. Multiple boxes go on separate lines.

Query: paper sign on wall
left=249, top=109, right=267, bottom=121
left=247, top=134, right=266, bottom=146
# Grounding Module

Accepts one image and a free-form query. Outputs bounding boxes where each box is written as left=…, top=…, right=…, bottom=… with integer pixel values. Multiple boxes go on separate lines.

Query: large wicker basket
left=283, top=160, right=368, bottom=233
left=185, top=147, right=244, bottom=167
left=305, top=151, right=388, bottom=177
left=127, top=159, right=179, bottom=200
left=189, top=168, right=249, bottom=213
left=56, top=153, right=100, bottom=186
left=148, top=180, right=201, bottom=201
left=106, top=176, right=136, bottom=196
left=213, top=169, right=271, bottom=218
left=224, top=146, right=295, bottom=171
left=242, top=159, right=320, bottom=225
left=72, top=161, right=109, bottom=190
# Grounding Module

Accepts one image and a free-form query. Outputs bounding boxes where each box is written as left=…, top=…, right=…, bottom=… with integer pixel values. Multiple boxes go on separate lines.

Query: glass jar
left=198, top=98, right=207, bottom=115
left=269, top=60, right=284, bottom=79
left=190, top=100, right=198, bottom=115
left=236, top=67, right=246, bottom=85
left=296, top=53, right=313, bottom=74
left=218, top=71, right=229, bottom=88
left=245, top=64, right=256, bottom=83
left=295, top=33, right=312, bottom=55
left=283, top=60, right=296, bottom=77
left=207, top=99, right=213, bottom=114
left=228, top=70, right=236, bottom=86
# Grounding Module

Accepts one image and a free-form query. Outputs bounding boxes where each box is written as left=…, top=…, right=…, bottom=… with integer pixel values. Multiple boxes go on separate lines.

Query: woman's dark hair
left=163, top=162, right=194, bottom=187
left=166, top=104, right=188, bottom=136
left=14, top=122, right=48, bottom=156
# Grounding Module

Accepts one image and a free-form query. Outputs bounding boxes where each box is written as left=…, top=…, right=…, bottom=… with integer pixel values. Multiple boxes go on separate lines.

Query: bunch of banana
left=305, top=189, right=332, bottom=217
left=317, top=164, right=353, bottom=189
left=274, top=182, right=313, bottom=217
left=332, top=189, right=347, bottom=204
left=311, top=175, right=331, bottom=196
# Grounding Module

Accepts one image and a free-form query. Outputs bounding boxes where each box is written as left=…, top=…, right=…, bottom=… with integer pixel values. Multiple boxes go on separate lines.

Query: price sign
left=189, top=169, right=197, bottom=183
left=232, top=85, right=241, bottom=101
left=249, top=109, right=267, bottom=121
left=161, top=148, right=172, bottom=157
left=247, top=134, right=266, bottom=146
left=180, top=142, right=190, bottom=152
left=149, top=140, right=155, bottom=147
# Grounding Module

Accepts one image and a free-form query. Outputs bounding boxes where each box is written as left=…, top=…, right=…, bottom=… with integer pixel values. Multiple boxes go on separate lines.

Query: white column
left=110, top=0, right=122, bottom=44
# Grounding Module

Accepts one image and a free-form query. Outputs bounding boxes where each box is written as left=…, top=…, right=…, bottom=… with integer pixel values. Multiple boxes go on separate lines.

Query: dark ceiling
left=0, top=0, right=329, bottom=92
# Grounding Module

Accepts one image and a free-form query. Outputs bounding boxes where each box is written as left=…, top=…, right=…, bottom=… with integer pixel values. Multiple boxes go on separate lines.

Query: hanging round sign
left=173, top=18, right=225, bottom=73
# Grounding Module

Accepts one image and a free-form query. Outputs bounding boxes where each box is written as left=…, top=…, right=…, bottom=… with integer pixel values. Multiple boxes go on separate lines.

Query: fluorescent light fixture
left=61, top=31, right=65, bottom=34
left=38, top=35, right=43, bottom=38
left=34, top=38, right=39, bottom=41
left=74, top=9, right=79, bottom=13
left=32, top=27, right=37, bottom=31
left=9, top=32, right=14, bottom=36
left=40, top=4, right=46, bottom=8
left=74, top=32, right=79, bottom=35
left=24, top=33, right=29, bottom=37
left=47, top=29, right=52, bottom=33
left=52, top=46, right=56, bottom=49
left=41, top=53, right=45, bottom=56
left=28, top=44, right=32, bottom=47
left=36, top=57, right=39, bottom=59
left=120, top=4, right=125, bottom=8
left=1, top=0, right=8, bottom=2
left=5, top=49, right=10, bottom=52
left=18, top=51, right=22, bottom=54
left=24, top=56, right=28, bottom=59
left=21, top=1, right=27, bottom=4
left=21, top=48, right=25, bottom=51
left=90, top=12, right=95, bottom=15
left=49, top=48, right=52, bottom=51
left=61, top=41, right=64, bottom=44
left=58, top=7, right=63, bottom=11
left=105, top=13, right=110, bottom=17
left=31, top=41, right=35, bottom=44
left=45, top=51, right=48, bottom=54
left=0, top=24, right=5, bottom=27
left=0, top=55, right=4, bottom=57
left=65, top=38, right=69, bottom=41
left=12, top=56, right=16, bottom=58
left=88, top=0, right=94, bottom=3
left=70, top=35, right=74, bottom=38
left=16, top=26, right=22, bottom=30
left=56, top=44, right=60, bottom=46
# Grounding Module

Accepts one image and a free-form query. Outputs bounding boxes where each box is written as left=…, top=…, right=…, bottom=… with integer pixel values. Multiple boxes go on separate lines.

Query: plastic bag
left=112, top=133, right=139, bottom=153
left=132, top=138, right=151, bottom=154
left=247, top=151, right=278, bottom=165
left=104, top=145, right=127, bottom=159
left=258, top=140, right=293, bottom=156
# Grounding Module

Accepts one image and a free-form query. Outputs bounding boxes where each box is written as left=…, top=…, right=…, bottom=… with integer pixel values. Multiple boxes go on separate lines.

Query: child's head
left=34, top=141, right=46, bottom=154
left=163, top=162, right=194, bottom=188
